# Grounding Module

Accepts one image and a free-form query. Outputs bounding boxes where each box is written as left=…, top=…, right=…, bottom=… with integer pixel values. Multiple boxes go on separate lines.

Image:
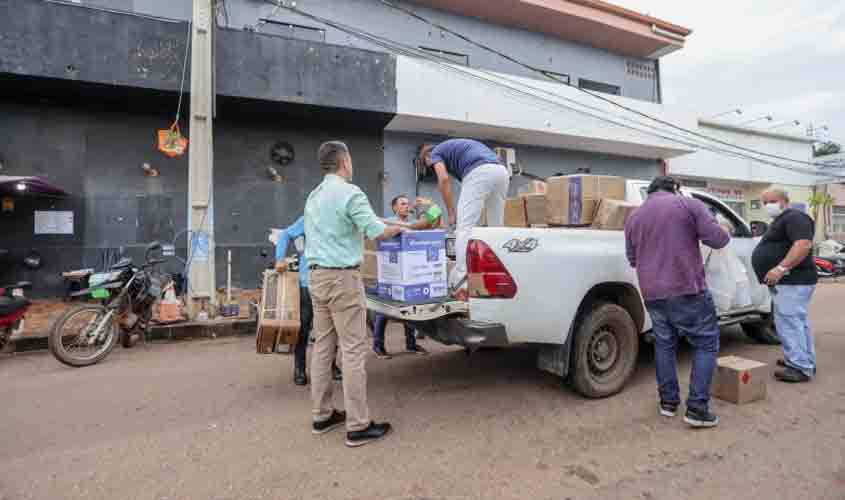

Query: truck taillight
left=467, top=239, right=517, bottom=299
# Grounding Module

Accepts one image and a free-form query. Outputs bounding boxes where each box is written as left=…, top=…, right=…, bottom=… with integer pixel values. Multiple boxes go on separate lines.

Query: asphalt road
left=1, top=284, right=844, bottom=500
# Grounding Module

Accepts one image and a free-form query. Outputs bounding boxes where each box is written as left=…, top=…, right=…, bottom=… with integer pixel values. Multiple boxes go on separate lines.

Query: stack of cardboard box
left=503, top=175, right=637, bottom=230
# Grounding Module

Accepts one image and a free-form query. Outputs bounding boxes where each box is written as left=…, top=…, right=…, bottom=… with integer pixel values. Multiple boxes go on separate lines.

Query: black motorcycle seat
left=0, top=296, right=30, bottom=316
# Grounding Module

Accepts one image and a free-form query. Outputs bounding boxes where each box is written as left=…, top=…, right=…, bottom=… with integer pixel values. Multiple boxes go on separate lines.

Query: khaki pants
left=308, top=268, right=370, bottom=431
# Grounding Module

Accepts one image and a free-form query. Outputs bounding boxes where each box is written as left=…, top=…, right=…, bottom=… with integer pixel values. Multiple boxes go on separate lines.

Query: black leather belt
left=309, top=265, right=359, bottom=271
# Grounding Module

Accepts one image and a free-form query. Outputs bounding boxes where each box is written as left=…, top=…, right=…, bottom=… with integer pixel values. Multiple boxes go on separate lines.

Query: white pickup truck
left=367, top=180, right=777, bottom=398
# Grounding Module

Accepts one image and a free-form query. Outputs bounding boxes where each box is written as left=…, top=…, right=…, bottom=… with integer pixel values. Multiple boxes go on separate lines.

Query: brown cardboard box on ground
left=546, top=175, right=626, bottom=226
left=592, top=199, right=640, bottom=230
left=712, top=356, right=768, bottom=404
left=504, top=198, right=527, bottom=227
left=521, top=193, right=546, bottom=226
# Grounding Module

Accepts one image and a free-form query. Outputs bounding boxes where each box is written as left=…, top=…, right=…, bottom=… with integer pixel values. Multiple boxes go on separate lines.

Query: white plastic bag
left=705, top=248, right=751, bottom=312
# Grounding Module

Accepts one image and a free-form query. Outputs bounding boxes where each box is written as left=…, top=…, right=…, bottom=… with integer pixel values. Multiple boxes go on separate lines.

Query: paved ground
left=1, top=284, right=844, bottom=500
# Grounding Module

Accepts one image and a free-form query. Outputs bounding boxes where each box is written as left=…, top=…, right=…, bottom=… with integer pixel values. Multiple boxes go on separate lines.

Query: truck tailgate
left=366, top=293, right=468, bottom=322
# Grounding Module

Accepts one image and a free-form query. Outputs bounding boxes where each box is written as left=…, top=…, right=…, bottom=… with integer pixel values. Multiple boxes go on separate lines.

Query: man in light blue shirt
left=304, top=141, right=402, bottom=448
left=275, top=216, right=340, bottom=386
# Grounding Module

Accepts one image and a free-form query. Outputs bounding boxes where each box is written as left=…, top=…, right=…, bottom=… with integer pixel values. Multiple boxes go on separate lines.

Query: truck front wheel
left=570, top=303, right=639, bottom=398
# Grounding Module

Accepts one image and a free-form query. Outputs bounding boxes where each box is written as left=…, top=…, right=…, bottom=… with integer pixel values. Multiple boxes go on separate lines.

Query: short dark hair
left=318, top=141, right=349, bottom=172
left=647, top=176, right=680, bottom=195
left=418, top=144, right=435, bottom=165
left=391, top=195, right=409, bottom=208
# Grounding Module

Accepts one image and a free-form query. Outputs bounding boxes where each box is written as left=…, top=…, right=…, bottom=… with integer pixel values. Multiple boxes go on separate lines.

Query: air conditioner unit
left=494, top=147, right=518, bottom=178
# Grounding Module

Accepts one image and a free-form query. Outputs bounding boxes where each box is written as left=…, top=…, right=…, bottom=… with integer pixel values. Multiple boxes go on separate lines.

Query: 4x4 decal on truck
left=503, top=238, right=539, bottom=253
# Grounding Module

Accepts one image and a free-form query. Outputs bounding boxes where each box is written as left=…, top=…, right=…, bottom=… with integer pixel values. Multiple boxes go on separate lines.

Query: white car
left=367, top=180, right=776, bottom=398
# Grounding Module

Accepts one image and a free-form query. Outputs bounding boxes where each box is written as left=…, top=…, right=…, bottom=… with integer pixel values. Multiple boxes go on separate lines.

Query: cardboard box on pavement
left=504, top=198, right=527, bottom=227
left=546, top=175, right=626, bottom=226
left=712, top=356, right=768, bottom=404
left=592, top=199, right=640, bottom=230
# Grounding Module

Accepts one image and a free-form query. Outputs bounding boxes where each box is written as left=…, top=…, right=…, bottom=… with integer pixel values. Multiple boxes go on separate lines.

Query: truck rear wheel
left=570, top=302, right=638, bottom=398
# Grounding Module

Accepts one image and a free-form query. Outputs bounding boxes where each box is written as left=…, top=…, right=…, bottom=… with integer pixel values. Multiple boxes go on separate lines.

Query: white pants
left=452, top=163, right=510, bottom=289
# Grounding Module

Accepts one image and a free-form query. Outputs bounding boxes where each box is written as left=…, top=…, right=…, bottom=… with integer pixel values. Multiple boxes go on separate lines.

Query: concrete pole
left=186, top=0, right=216, bottom=318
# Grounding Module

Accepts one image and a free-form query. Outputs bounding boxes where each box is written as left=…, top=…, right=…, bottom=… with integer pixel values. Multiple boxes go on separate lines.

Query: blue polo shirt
left=430, top=139, right=501, bottom=182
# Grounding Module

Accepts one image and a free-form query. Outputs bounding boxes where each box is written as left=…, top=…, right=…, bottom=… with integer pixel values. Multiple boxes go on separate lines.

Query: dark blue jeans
left=373, top=313, right=417, bottom=351
left=645, top=292, right=720, bottom=413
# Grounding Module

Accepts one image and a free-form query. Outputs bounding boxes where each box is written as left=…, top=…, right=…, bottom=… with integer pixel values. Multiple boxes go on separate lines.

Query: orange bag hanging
left=157, top=122, right=188, bottom=158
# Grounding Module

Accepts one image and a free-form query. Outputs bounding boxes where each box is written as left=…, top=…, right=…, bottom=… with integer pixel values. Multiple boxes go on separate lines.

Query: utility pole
left=187, top=0, right=216, bottom=318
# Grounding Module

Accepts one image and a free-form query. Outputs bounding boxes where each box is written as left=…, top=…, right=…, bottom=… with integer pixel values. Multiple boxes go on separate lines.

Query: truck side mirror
left=750, top=221, right=768, bottom=237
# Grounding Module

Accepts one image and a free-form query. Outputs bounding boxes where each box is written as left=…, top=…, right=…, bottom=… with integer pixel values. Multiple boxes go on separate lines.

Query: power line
left=375, top=0, right=834, bottom=170
left=265, top=3, right=842, bottom=178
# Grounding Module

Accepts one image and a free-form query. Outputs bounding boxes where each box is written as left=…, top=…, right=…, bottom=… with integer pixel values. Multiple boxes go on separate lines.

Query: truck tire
left=570, top=302, right=639, bottom=398
left=741, top=314, right=780, bottom=345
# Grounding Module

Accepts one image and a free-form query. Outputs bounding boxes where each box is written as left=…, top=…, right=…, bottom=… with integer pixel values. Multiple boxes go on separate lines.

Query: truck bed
left=366, top=293, right=468, bottom=322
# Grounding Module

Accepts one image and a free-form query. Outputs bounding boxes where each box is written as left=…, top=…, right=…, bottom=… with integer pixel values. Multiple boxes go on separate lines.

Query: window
left=692, top=193, right=750, bottom=238
left=833, top=207, right=845, bottom=234
left=259, top=20, right=325, bottom=42
left=578, top=78, right=621, bottom=96
left=418, top=47, right=469, bottom=66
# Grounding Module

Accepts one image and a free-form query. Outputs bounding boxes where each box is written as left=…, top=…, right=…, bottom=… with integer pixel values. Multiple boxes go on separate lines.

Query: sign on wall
left=34, top=210, right=74, bottom=235
left=704, top=185, right=745, bottom=202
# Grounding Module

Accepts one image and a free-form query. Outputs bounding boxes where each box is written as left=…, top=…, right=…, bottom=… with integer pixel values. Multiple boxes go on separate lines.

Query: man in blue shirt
left=275, top=216, right=341, bottom=386
left=419, top=139, right=509, bottom=299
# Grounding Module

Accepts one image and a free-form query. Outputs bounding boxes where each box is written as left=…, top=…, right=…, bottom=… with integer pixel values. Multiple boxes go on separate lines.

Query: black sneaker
left=684, top=408, right=719, bottom=428
left=774, top=366, right=811, bottom=383
left=374, top=347, right=392, bottom=360
left=293, top=365, right=308, bottom=386
left=659, top=402, right=678, bottom=417
left=407, top=345, right=429, bottom=356
left=346, top=421, right=392, bottom=448
left=332, top=364, right=343, bottom=381
left=312, top=410, right=346, bottom=435
left=776, top=358, right=787, bottom=368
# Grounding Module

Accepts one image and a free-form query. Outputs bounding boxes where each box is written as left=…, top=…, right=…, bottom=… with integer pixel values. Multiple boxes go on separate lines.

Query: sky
left=618, top=0, right=845, bottom=144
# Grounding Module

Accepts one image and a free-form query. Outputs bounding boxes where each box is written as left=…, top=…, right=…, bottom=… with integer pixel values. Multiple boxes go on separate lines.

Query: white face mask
left=765, top=202, right=783, bottom=219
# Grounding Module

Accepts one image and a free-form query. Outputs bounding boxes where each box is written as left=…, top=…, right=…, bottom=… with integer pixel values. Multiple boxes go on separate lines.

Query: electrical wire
left=264, top=3, right=843, bottom=179
left=375, top=0, right=835, bottom=170
left=174, top=20, right=192, bottom=127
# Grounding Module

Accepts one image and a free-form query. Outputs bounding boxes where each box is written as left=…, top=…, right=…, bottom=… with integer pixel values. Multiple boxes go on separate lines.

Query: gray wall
left=85, top=0, right=661, bottom=102
left=381, top=132, right=659, bottom=216
left=0, top=98, right=386, bottom=297
left=0, top=0, right=397, bottom=115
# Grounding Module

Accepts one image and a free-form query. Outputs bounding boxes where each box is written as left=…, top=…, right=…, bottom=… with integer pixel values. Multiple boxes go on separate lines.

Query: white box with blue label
left=376, top=230, right=448, bottom=303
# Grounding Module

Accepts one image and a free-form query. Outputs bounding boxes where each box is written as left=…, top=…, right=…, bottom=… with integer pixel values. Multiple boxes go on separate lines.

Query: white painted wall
left=668, top=122, right=819, bottom=186
left=387, top=55, right=695, bottom=161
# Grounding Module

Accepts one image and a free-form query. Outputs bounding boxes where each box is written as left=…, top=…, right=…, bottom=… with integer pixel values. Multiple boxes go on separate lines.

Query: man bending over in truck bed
left=419, top=139, right=509, bottom=300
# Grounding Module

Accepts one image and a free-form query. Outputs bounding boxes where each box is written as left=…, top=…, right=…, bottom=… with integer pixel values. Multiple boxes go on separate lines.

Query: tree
left=814, top=141, right=842, bottom=157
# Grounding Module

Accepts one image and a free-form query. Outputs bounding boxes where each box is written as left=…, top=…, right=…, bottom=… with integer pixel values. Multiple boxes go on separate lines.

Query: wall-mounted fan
left=270, top=141, right=295, bottom=166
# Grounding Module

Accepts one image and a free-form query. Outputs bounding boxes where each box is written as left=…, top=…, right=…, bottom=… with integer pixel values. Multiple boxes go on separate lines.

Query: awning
left=0, top=176, right=69, bottom=198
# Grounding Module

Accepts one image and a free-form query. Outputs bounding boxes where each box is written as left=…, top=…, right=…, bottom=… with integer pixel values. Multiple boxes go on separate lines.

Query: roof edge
left=565, top=0, right=692, bottom=36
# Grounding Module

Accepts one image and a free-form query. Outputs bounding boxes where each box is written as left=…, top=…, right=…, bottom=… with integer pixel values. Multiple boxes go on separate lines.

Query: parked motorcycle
left=815, top=255, right=845, bottom=278
left=48, top=242, right=169, bottom=367
left=0, top=281, right=31, bottom=352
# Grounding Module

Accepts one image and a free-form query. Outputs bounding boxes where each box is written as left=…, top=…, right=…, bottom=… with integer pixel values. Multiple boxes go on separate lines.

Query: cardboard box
left=521, top=193, right=547, bottom=226
left=546, top=175, right=626, bottom=226
left=504, top=198, right=528, bottom=227
left=256, top=267, right=300, bottom=353
left=376, top=230, right=448, bottom=303
left=478, top=207, right=487, bottom=226
left=518, top=180, right=547, bottom=195
left=712, top=356, right=768, bottom=404
left=592, top=199, right=640, bottom=231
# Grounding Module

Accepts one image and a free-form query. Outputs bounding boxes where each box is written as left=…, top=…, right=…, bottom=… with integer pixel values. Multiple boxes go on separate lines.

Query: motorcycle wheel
left=48, top=304, right=119, bottom=367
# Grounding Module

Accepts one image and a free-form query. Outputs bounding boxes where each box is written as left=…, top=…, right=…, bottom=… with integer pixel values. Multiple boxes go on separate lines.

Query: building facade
left=1, top=0, right=696, bottom=296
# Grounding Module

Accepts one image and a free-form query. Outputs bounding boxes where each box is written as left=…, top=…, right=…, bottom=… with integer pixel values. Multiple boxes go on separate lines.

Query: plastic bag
left=157, top=123, right=188, bottom=158
left=705, top=248, right=751, bottom=312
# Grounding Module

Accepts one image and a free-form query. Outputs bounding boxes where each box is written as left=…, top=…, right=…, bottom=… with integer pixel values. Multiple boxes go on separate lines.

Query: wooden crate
left=256, top=265, right=301, bottom=354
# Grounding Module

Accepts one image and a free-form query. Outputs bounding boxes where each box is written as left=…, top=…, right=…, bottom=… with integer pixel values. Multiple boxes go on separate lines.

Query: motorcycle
left=48, top=242, right=169, bottom=367
left=0, top=281, right=31, bottom=353
left=815, top=255, right=845, bottom=278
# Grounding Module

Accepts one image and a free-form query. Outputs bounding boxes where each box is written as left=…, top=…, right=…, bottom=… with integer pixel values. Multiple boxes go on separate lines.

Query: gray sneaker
left=684, top=408, right=719, bottom=428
